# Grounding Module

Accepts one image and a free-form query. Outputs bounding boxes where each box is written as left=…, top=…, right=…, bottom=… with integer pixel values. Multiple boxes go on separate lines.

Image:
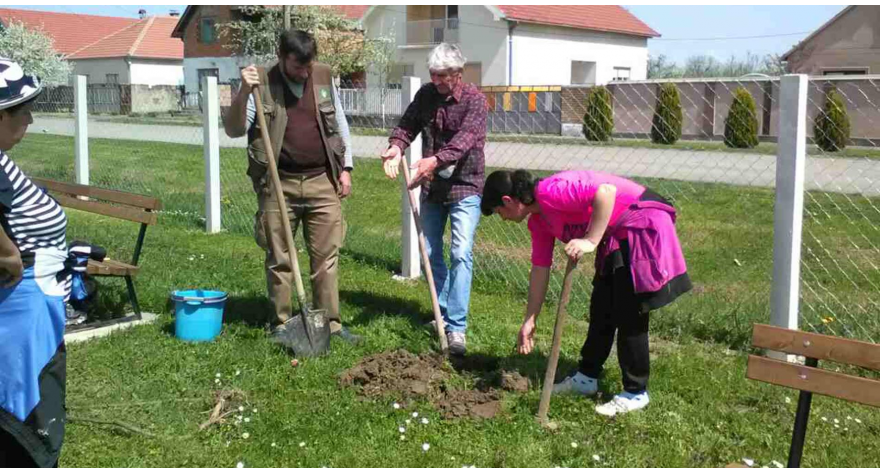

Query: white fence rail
left=338, top=88, right=404, bottom=116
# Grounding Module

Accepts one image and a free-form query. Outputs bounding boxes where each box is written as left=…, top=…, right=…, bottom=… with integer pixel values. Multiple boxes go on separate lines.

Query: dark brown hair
left=279, top=29, right=317, bottom=63
left=481, top=169, right=538, bottom=216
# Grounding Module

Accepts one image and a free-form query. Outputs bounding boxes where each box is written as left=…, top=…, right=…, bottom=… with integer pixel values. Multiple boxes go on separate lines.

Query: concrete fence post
left=770, top=74, right=808, bottom=350
left=203, top=76, right=221, bottom=233
left=400, top=76, right=422, bottom=278
left=74, top=75, right=89, bottom=186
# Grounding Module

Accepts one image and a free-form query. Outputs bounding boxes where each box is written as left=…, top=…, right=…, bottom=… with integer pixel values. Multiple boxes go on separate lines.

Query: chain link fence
left=800, top=78, right=880, bottom=343
left=468, top=77, right=786, bottom=323
left=20, top=73, right=880, bottom=344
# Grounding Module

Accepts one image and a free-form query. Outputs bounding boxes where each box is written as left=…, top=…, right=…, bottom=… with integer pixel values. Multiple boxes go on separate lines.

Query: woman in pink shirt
left=482, top=169, right=691, bottom=416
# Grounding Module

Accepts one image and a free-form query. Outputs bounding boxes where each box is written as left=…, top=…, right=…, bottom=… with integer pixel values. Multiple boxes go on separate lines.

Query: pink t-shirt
left=528, top=171, right=645, bottom=267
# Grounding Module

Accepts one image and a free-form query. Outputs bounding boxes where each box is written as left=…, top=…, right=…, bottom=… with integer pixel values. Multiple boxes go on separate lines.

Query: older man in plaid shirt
left=381, top=43, right=487, bottom=356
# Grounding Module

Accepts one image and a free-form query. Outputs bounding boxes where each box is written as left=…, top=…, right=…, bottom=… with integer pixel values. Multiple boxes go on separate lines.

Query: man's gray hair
left=427, top=43, right=466, bottom=72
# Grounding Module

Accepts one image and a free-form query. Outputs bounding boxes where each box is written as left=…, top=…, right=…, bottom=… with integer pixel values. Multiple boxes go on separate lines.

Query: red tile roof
left=331, top=6, right=371, bottom=20
left=349, top=6, right=657, bottom=37
left=0, top=8, right=182, bottom=60
left=495, top=5, right=659, bottom=38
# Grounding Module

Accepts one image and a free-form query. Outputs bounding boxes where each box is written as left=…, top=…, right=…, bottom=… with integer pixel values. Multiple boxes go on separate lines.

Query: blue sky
left=625, top=5, right=847, bottom=64
left=7, top=4, right=847, bottom=65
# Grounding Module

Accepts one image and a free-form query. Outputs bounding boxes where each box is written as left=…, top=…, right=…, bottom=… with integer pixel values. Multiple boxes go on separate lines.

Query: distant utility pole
left=283, top=5, right=291, bottom=30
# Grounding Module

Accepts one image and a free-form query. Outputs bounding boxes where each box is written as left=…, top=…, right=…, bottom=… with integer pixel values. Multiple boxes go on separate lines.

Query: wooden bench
left=745, top=323, right=880, bottom=468
left=32, top=178, right=162, bottom=320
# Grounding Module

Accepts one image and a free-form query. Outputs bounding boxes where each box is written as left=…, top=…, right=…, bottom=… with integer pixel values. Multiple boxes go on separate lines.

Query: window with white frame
left=612, top=67, right=631, bottom=81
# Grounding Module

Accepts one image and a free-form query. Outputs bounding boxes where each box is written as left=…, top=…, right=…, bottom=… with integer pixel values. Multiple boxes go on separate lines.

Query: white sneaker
left=595, top=391, right=650, bottom=417
left=552, top=372, right=598, bottom=396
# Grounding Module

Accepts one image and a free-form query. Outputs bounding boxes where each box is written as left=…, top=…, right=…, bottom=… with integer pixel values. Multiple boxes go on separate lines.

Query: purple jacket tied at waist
left=597, top=200, right=688, bottom=294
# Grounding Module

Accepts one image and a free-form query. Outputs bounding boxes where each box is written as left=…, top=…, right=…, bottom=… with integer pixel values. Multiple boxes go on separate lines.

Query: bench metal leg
left=124, top=276, right=142, bottom=320
left=787, top=357, right=819, bottom=468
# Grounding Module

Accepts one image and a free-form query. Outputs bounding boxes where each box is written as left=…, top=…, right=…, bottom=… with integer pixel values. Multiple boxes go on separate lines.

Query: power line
left=652, top=31, right=813, bottom=42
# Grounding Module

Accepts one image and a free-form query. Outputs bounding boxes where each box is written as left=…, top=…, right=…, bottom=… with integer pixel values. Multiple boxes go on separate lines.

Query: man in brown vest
left=225, top=29, right=361, bottom=347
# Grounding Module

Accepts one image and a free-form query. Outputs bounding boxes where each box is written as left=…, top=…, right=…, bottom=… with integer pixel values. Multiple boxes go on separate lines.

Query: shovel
left=252, top=85, right=330, bottom=357
left=536, top=257, right=578, bottom=426
left=400, top=161, right=449, bottom=353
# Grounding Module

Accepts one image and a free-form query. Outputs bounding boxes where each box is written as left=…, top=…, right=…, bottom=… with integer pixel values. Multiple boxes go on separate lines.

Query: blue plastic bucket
left=171, top=289, right=227, bottom=342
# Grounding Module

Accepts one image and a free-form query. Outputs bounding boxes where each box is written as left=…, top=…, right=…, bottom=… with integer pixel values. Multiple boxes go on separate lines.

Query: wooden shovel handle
left=400, top=162, right=448, bottom=353
left=537, top=257, right=579, bottom=424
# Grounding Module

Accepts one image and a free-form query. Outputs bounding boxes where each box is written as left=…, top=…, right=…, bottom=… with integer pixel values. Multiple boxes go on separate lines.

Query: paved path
left=32, top=116, right=880, bottom=196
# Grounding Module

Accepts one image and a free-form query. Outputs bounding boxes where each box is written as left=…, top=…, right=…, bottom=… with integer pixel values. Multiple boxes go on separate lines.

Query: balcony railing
left=406, top=18, right=459, bottom=45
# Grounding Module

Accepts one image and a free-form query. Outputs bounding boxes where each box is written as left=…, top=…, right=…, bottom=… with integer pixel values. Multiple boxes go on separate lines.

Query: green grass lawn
left=10, top=133, right=880, bottom=467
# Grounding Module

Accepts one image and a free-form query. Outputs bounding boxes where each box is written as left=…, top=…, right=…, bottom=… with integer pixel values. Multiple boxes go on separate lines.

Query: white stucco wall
left=182, top=56, right=253, bottom=92
left=456, top=5, right=508, bottom=86
left=511, top=23, right=648, bottom=86
left=361, top=5, right=412, bottom=87
left=130, top=60, right=184, bottom=86
left=362, top=5, right=507, bottom=87
left=70, top=58, right=129, bottom=84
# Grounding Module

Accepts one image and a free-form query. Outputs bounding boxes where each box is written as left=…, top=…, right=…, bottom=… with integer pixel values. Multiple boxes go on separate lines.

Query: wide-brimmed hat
left=0, top=58, right=43, bottom=111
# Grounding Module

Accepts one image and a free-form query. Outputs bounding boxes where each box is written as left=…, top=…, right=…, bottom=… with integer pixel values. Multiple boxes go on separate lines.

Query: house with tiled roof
left=171, top=6, right=367, bottom=94
left=0, top=8, right=184, bottom=86
left=170, top=5, right=657, bottom=91
left=782, top=6, right=880, bottom=76
left=360, top=5, right=659, bottom=86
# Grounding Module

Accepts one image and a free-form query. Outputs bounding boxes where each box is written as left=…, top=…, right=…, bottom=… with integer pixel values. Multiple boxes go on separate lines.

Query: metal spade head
left=275, top=305, right=330, bottom=357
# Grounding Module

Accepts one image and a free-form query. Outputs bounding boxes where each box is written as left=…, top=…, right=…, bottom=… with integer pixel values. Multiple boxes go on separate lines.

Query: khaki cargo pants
left=254, top=170, right=344, bottom=332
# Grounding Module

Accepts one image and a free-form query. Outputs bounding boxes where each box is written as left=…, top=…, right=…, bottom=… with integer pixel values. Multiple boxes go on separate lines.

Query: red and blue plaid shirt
left=389, top=81, right=487, bottom=205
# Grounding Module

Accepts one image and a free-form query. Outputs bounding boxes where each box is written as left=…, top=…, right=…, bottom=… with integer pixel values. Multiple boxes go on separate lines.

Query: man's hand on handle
left=407, top=157, right=438, bottom=190
left=239, top=65, right=260, bottom=95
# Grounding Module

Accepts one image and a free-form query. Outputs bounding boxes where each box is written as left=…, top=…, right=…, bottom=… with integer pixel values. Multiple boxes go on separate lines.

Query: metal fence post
left=400, top=76, right=422, bottom=278
left=74, top=75, right=89, bottom=186
left=770, top=74, right=808, bottom=337
left=203, top=76, right=221, bottom=233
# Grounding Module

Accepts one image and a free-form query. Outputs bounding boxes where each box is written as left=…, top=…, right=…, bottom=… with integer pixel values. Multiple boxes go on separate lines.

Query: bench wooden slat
left=32, top=178, right=162, bottom=211
left=752, top=324, right=880, bottom=371
left=53, top=194, right=157, bottom=226
left=87, top=258, right=138, bottom=277
left=746, top=355, right=880, bottom=408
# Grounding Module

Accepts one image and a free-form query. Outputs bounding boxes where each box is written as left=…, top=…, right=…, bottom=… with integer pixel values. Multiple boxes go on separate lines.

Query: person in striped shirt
left=0, top=58, right=70, bottom=468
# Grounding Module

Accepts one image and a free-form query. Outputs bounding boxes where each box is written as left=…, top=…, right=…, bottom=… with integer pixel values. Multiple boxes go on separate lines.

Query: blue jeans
left=420, top=194, right=481, bottom=334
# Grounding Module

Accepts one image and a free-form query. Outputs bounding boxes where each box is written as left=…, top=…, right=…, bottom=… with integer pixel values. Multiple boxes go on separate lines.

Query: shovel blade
left=280, top=306, right=330, bottom=357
